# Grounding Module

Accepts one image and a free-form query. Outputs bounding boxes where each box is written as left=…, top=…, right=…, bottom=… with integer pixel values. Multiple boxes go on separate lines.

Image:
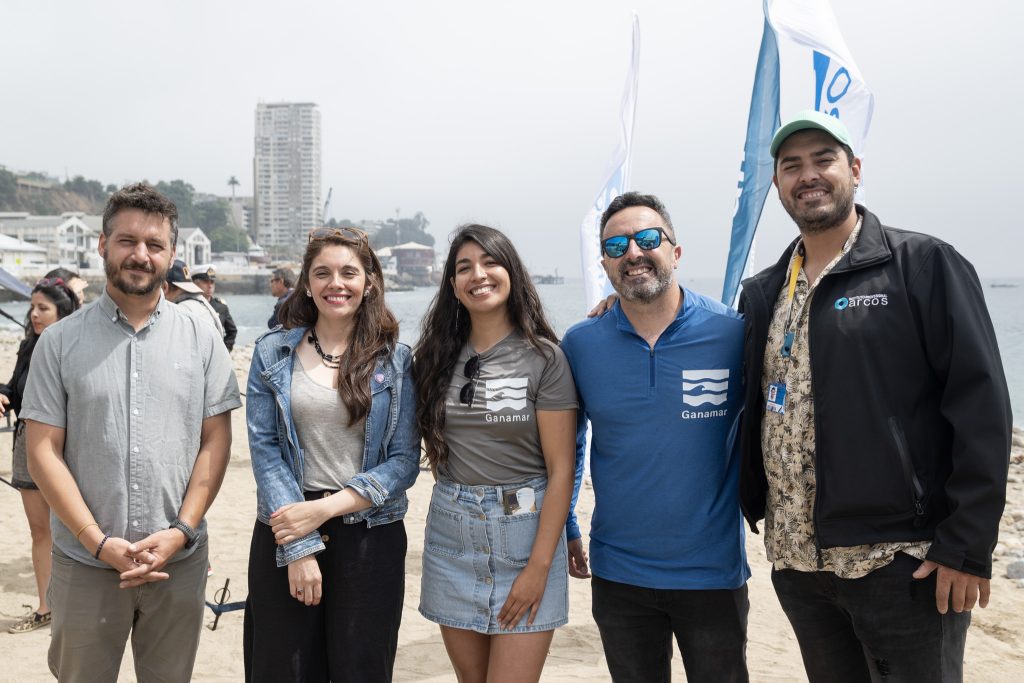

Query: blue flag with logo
left=722, top=0, right=874, bottom=306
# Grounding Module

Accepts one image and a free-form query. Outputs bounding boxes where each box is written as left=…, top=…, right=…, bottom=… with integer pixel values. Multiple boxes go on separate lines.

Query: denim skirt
left=419, top=476, right=569, bottom=634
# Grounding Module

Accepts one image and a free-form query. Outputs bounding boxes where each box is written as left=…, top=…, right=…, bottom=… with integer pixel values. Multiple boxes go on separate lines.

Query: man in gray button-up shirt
left=23, top=183, right=241, bottom=683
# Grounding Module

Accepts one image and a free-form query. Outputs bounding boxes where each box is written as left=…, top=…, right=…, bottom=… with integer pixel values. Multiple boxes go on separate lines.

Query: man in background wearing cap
left=737, top=110, right=1011, bottom=681
left=165, top=259, right=225, bottom=338
left=192, top=266, right=236, bottom=351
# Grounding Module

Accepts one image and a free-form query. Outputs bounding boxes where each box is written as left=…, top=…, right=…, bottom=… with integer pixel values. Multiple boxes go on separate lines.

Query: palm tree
left=227, top=176, right=240, bottom=199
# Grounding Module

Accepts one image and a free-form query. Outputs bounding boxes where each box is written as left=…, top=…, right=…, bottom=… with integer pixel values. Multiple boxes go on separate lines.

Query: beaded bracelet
left=94, top=533, right=111, bottom=560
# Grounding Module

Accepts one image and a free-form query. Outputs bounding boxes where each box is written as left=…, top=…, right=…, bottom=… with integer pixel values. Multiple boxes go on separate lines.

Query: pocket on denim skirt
left=498, top=512, right=540, bottom=567
left=425, top=504, right=466, bottom=559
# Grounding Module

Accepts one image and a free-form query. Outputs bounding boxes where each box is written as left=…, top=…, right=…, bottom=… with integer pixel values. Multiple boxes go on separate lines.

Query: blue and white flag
left=721, top=0, right=874, bottom=306
left=580, top=12, right=640, bottom=311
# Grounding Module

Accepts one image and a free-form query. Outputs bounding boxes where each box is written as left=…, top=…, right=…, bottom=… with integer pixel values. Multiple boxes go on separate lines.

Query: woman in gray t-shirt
left=413, top=224, right=576, bottom=682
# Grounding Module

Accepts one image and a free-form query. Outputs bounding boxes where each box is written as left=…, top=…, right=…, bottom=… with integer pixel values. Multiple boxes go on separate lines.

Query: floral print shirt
left=760, top=218, right=929, bottom=578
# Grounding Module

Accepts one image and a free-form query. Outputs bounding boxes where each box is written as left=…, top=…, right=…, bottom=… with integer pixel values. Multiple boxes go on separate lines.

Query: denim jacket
left=247, top=326, right=420, bottom=567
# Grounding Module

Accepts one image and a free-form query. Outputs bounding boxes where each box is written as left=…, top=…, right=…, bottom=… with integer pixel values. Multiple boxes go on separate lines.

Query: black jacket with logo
left=738, top=206, right=1011, bottom=578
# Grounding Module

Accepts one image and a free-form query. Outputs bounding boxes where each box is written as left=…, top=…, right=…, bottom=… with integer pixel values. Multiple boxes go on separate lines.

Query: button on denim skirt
left=419, top=476, right=569, bottom=634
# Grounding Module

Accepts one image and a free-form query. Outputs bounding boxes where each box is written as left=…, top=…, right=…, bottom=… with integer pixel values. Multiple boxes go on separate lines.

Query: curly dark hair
left=413, top=224, right=558, bottom=471
left=277, top=231, right=398, bottom=426
left=102, top=183, right=179, bottom=247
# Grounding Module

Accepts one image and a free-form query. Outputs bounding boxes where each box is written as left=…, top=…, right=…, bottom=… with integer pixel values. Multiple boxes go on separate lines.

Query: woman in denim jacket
left=243, top=228, right=419, bottom=683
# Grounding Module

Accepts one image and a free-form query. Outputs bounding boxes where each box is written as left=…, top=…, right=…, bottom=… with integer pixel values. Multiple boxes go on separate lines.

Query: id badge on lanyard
left=765, top=249, right=803, bottom=416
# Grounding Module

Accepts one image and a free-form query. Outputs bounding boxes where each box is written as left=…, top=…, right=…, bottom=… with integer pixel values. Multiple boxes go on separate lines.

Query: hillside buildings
left=0, top=211, right=101, bottom=271
left=253, top=102, right=322, bottom=248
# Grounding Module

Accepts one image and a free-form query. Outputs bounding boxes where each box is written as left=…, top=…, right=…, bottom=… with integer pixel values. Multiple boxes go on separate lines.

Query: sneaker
left=207, top=565, right=214, bottom=577
left=8, top=611, right=51, bottom=634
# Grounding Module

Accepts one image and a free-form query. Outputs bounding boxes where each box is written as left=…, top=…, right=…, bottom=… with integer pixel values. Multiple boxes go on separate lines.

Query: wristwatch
left=169, top=517, right=200, bottom=549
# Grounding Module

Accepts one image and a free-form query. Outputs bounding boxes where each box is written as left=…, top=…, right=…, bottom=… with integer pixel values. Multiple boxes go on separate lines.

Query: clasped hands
left=99, top=529, right=189, bottom=589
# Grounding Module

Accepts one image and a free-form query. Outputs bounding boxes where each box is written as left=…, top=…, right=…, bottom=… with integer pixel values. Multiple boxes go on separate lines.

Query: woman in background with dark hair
left=3, top=278, right=80, bottom=633
left=414, top=224, right=576, bottom=683
left=44, top=267, right=88, bottom=305
left=244, top=228, right=419, bottom=682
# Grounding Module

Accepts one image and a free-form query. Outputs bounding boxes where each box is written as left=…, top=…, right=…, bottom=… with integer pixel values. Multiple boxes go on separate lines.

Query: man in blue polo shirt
left=562, top=192, right=749, bottom=682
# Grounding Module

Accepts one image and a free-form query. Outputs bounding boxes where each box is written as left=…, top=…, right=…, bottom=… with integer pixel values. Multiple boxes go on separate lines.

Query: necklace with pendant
left=308, top=328, right=342, bottom=368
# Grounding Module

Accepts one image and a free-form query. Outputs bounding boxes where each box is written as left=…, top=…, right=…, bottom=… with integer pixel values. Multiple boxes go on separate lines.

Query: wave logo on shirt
left=681, top=369, right=729, bottom=407
left=486, top=378, right=528, bottom=411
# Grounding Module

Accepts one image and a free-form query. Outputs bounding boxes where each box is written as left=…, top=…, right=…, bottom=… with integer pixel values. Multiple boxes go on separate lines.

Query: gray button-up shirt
left=21, top=289, right=241, bottom=567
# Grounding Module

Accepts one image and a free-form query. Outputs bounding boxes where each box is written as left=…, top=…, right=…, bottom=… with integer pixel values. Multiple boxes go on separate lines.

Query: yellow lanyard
left=786, top=251, right=804, bottom=306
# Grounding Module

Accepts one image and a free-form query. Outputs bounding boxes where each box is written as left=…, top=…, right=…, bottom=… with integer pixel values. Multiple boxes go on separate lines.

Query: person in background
left=44, top=267, right=88, bottom=305
left=164, top=259, right=225, bottom=337
left=244, top=227, right=419, bottom=682
left=268, top=267, right=295, bottom=328
left=192, top=266, right=237, bottom=351
left=414, top=224, right=576, bottom=683
left=3, top=277, right=81, bottom=633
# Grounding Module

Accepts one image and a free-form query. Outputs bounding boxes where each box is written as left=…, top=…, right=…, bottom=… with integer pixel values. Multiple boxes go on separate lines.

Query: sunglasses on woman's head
left=600, top=227, right=675, bottom=259
left=460, top=355, right=481, bottom=407
left=308, top=226, right=368, bottom=244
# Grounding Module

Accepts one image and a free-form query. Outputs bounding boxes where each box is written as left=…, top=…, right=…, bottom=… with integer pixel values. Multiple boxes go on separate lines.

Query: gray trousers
left=47, top=541, right=208, bottom=683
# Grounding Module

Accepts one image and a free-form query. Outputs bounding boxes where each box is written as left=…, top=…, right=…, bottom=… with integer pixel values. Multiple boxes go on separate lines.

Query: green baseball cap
left=770, top=109, right=854, bottom=158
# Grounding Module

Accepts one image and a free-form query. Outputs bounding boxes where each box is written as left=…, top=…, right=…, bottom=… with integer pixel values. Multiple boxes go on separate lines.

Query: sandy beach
left=1, top=338, right=1023, bottom=681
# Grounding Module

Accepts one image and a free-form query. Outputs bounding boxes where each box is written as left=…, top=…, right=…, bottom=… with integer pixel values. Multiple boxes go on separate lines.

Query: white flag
left=769, top=0, right=874, bottom=168
left=579, top=13, right=640, bottom=311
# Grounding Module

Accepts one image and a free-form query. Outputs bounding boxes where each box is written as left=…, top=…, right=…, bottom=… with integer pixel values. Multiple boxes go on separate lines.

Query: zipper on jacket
left=888, top=417, right=926, bottom=525
left=649, top=347, right=655, bottom=389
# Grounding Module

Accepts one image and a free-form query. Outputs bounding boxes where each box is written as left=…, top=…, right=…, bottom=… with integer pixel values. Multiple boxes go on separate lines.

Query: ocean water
left=2, top=277, right=1021, bottom=425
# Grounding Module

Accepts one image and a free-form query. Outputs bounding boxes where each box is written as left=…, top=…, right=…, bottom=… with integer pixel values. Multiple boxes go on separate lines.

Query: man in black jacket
left=738, top=110, right=1011, bottom=682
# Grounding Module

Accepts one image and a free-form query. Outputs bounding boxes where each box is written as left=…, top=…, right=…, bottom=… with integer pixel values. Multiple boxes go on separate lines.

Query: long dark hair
left=277, top=231, right=399, bottom=426
left=20, top=277, right=81, bottom=359
left=413, top=224, right=558, bottom=470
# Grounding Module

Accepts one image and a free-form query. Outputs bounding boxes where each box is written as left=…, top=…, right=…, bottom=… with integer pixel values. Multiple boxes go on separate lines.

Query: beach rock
left=1012, top=432, right=1024, bottom=449
left=1008, top=561, right=1024, bottom=580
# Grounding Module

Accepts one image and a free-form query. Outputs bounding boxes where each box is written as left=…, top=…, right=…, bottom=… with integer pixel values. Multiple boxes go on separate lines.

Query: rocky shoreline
left=995, top=426, right=1024, bottom=584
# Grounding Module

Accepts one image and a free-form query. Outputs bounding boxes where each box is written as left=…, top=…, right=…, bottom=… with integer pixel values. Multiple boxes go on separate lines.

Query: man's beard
left=104, top=258, right=167, bottom=296
left=611, top=255, right=674, bottom=304
left=782, top=182, right=855, bottom=235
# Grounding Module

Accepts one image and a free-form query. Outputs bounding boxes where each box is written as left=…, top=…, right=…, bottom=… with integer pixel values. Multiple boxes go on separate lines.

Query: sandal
left=8, top=610, right=51, bottom=634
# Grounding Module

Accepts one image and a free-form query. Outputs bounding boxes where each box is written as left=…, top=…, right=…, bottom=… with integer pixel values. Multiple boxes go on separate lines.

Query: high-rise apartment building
left=253, top=102, right=321, bottom=247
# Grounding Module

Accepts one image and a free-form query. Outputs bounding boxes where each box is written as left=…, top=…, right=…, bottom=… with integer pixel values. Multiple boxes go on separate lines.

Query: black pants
left=243, top=516, right=407, bottom=683
left=771, top=552, right=971, bottom=683
left=591, top=575, right=749, bottom=683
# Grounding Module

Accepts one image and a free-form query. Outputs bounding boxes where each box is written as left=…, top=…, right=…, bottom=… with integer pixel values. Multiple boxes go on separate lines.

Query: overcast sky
left=1, top=0, right=1020, bottom=281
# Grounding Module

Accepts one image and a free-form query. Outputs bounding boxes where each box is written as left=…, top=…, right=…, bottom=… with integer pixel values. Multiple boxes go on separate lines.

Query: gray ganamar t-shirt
left=442, top=331, right=577, bottom=486
left=20, top=290, right=241, bottom=568
left=291, top=361, right=365, bottom=492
